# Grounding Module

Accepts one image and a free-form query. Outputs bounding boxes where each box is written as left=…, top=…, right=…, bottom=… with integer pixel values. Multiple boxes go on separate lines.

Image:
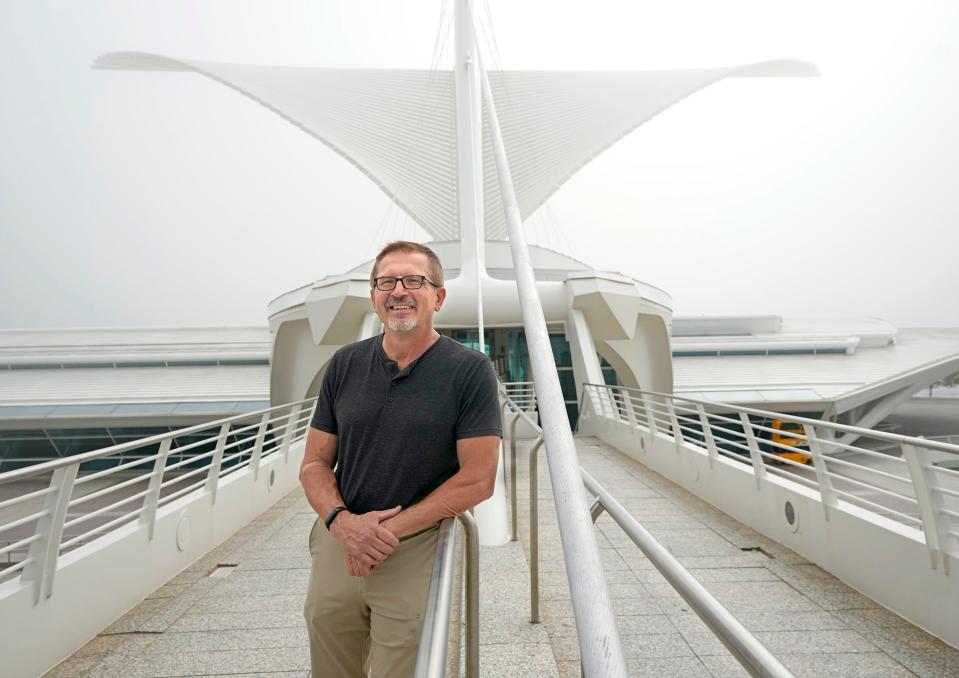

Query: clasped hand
left=330, top=506, right=401, bottom=577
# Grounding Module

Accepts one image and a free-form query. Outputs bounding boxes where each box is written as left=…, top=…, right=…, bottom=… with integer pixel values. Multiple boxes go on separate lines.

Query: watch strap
left=324, top=506, right=348, bottom=530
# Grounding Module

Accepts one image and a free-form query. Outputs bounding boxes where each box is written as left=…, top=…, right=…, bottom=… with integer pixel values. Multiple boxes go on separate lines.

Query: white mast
left=454, top=0, right=486, bottom=355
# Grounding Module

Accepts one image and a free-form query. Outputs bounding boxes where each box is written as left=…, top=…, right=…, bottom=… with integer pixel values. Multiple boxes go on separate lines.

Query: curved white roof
left=94, top=54, right=817, bottom=241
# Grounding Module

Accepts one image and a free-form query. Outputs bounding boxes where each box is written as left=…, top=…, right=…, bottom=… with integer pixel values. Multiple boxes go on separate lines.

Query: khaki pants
left=304, top=519, right=438, bottom=678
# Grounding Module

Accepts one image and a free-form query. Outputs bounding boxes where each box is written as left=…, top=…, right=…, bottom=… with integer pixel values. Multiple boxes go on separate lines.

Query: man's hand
left=347, top=555, right=374, bottom=577
left=331, top=505, right=402, bottom=572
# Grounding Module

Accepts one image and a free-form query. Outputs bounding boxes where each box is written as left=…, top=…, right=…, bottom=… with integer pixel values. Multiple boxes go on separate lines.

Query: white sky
left=1, top=0, right=957, bottom=329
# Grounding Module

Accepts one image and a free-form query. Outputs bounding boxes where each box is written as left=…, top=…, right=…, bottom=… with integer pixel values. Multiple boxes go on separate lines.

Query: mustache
left=385, top=296, right=416, bottom=309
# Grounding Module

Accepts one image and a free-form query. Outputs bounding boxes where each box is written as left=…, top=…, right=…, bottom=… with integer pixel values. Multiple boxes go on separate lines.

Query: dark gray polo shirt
left=310, top=334, right=502, bottom=515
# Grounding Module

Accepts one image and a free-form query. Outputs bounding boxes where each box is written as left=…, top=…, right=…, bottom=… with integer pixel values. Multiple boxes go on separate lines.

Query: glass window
left=549, top=334, right=572, bottom=367
left=506, top=330, right=530, bottom=383
left=55, top=437, right=115, bottom=456
left=0, top=437, right=58, bottom=459
left=558, top=369, right=577, bottom=401
left=0, top=429, right=49, bottom=439
left=108, top=427, right=171, bottom=439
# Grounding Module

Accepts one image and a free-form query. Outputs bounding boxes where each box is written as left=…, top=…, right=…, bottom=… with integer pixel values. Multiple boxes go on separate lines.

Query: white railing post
left=280, top=403, right=302, bottom=461
left=249, top=411, right=271, bottom=480
left=206, top=423, right=231, bottom=505
left=140, top=438, right=172, bottom=540
left=902, top=443, right=950, bottom=573
left=666, top=399, right=684, bottom=453
left=696, top=404, right=718, bottom=468
left=803, top=424, right=837, bottom=522
left=643, top=394, right=658, bottom=437
left=510, top=413, right=521, bottom=542
left=622, top=389, right=638, bottom=428
left=22, top=463, right=78, bottom=603
left=739, top=412, right=766, bottom=490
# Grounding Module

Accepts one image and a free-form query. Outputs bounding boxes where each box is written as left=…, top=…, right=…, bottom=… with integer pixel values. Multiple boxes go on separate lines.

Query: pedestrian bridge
left=1, top=386, right=957, bottom=677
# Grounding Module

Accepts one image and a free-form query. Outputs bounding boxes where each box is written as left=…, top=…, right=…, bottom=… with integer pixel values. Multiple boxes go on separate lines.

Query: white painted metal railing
left=582, top=384, right=959, bottom=570
left=0, top=398, right=316, bottom=596
left=503, top=381, right=536, bottom=413
left=500, top=388, right=792, bottom=677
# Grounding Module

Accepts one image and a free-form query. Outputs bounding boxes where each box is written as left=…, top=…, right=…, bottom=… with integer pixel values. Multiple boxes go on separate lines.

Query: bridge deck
left=46, top=437, right=959, bottom=677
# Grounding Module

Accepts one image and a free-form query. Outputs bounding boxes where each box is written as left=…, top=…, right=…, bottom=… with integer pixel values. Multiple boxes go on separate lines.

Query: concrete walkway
left=514, top=436, right=959, bottom=678
left=46, top=435, right=959, bottom=677
left=43, top=484, right=556, bottom=676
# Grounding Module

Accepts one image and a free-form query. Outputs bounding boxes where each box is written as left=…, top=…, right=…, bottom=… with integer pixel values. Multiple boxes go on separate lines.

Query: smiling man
left=299, top=241, right=502, bottom=678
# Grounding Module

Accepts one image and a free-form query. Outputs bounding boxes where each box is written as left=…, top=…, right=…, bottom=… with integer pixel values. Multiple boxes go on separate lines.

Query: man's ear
left=434, top=287, right=447, bottom=311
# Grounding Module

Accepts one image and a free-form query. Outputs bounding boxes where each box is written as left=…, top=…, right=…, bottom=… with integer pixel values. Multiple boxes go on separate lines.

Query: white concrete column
left=566, top=307, right=605, bottom=391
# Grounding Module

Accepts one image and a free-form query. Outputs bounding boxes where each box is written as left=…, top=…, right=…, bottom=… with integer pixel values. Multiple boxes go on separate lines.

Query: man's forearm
left=299, top=461, right=346, bottom=519
left=380, top=469, right=494, bottom=538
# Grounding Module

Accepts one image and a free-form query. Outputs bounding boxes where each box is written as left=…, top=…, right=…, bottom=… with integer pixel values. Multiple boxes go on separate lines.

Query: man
left=300, top=241, right=502, bottom=678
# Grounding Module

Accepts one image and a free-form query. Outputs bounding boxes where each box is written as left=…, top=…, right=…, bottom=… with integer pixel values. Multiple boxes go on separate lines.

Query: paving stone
left=70, top=633, right=159, bottom=658
left=626, top=655, right=713, bottom=677
left=91, top=646, right=311, bottom=677
left=142, top=627, right=310, bottom=654
left=776, top=651, right=916, bottom=677
left=43, top=654, right=105, bottom=677
left=615, top=614, right=676, bottom=636
left=621, top=632, right=696, bottom=659
left=167, top=610, right=305, bottom=632
left=480, top=642, right=561, bottom=678
left=698, top=654, right=756, bottom=677
left=194, top=593, right=306, bottom=614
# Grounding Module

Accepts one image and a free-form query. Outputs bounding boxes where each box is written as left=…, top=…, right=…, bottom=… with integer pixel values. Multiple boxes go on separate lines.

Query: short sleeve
left=309, top=356, right=339, bottom=435
left=454, top=356, right=503, bottom=440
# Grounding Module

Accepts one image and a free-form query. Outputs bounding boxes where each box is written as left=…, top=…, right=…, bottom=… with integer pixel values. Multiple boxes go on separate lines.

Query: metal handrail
left=414, top=512, right=480, bottom=678
left=605, top=385, right=959, bottom=456
left=582, top=383, right=959, bottom=571
left=0, top=398, right=316, bottom=595
left=580, top=468, right=792, bottom=678
left=0, top=399, right=312, bottom=482
left=500, top=390, right=793, bottom=678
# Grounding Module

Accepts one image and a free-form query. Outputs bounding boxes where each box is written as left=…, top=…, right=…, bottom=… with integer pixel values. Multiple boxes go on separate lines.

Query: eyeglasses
left=371, top=275, right=440, bottom=291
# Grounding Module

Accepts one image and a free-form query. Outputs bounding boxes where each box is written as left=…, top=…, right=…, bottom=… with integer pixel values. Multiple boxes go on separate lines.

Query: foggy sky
left=1, top=1, right=957, bottom=330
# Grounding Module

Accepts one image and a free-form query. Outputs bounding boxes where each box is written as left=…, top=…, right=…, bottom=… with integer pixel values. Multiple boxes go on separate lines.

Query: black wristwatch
left=324, top=506, right=348, bottom=530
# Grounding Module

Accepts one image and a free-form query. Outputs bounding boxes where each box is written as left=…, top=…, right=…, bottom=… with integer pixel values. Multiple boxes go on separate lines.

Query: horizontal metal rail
left=500, top=388, right=792, bottom=678
left=0, top=397, right=317, bottom=592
